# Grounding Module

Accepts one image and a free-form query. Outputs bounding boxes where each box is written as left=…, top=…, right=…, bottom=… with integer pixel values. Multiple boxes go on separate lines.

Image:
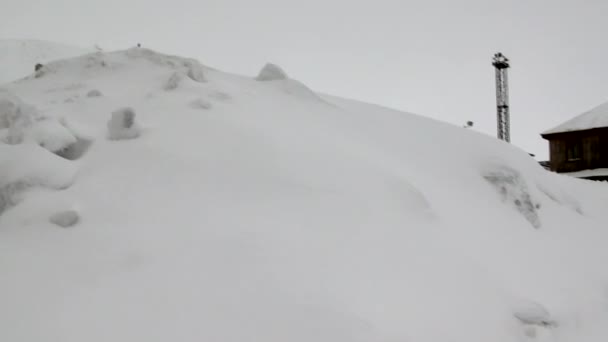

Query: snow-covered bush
left=255, top=63, right=288, bottom=81
left=34, top=64, right=46, bottom=78
left=0, top=181, right=28, bottom=215
left=49, top=210, right=80, bottom=228
left=0, top=93, right=36, bottom=144
left=107, top=107, right=140, bottom=140
left=86, top=89, right=103, bottom=97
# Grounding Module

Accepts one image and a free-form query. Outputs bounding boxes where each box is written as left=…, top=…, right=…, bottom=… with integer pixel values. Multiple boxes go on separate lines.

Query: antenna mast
left=492, top=52, right=510, bottom=142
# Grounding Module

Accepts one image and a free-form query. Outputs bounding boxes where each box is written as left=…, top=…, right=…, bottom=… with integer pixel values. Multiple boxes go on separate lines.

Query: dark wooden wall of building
left=543, top=127, right=608, bottom=173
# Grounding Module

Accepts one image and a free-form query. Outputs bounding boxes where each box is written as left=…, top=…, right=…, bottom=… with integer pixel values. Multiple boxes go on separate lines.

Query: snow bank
left=0, top=144, right=77, bottom=214
left=0, top=92, right=77, bottom=153
left=21, top=48, right=207, bottom=91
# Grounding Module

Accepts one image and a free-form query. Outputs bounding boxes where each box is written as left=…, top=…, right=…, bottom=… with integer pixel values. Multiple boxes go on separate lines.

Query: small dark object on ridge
left=35, top=63, right=43, bottom=71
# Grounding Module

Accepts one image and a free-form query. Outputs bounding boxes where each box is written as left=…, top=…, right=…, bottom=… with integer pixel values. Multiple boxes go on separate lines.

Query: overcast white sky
left=3, top=0, right=607, bottom=159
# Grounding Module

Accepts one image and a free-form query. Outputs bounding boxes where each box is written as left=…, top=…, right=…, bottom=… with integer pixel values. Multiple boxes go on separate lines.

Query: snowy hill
left=2, top=48, right=608, bottom=342
left=0, top=39, right=90, bottom=84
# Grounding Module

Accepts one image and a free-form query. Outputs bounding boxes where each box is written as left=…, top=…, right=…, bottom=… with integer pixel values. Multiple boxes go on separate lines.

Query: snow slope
left=0, top=39, right=90, bottom=84
left=1, top=48, right=608, bottom=342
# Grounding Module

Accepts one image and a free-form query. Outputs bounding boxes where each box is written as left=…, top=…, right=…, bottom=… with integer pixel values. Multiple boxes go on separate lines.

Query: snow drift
left=1, top=47, right=608, bottom=342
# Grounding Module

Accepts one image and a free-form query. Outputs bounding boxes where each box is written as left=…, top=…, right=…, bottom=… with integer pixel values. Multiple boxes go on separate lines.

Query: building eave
left=541, top=126, right=608, bottom=140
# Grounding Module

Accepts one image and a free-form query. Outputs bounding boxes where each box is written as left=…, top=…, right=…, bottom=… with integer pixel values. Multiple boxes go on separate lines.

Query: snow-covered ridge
left=33, top=48, right=207, bottom=83
left=1, top=47, right=608, bottom=342
left=0, top=39, right=90, bottom=84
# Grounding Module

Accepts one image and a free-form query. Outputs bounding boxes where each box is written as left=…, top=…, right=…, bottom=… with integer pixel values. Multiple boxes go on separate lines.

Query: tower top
left=492, top=52, right=510, bottom=69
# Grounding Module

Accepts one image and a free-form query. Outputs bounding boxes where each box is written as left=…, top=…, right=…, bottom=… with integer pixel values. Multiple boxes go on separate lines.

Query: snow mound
left=49, top=209, right=80, bottom=227
left=2, top=46, right=608, bottom=342
left=30, top=51, right=111, bottom=79
left=513, top=301, right=554, bottom=326
left=0, top=144, right=77, bottom=214
left=0, top=92, right=77, bottom=153
left=107, top=107, right=140, bottom=140
left=256, top=62, right=288, bottom=81
left=25, top=48, right=207, bottom=88
left=512, top=300, right=556, bottom=340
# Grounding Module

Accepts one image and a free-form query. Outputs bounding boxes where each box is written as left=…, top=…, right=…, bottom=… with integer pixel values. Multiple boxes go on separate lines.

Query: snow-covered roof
left=562, top=168, right=608, bottom=179
left=543, top=101, right=608, bottom=135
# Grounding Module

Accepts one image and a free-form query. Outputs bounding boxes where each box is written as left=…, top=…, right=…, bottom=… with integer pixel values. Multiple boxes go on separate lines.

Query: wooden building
left=541, top=102, right=608, bottom=181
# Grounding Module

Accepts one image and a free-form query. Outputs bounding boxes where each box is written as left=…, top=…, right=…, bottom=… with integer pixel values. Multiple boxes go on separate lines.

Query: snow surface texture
left=0, top=92, right=81, bottom=153
left=0, top=39, right=89, bottom=84
left=482, top=164, right=541, bottom=228
left=2, top=46, right=608, bottom=342
left=544, top=101, right=608, bottom=134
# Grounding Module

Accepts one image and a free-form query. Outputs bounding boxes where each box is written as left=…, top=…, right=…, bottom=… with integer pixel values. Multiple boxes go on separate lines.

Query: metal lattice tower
left=492, top=52, right=510, bottom=142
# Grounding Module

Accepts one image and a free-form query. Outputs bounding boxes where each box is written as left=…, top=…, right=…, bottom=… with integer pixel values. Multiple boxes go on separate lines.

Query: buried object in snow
left=255, top=63, right=288, bottom=81
left=49, top=210, right=80, bottom=228
left=107, top=107, right=140, bottom=140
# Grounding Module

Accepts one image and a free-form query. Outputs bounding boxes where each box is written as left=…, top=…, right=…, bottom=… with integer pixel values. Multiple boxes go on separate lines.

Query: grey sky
left=3, top=0, right=607, bottom=159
